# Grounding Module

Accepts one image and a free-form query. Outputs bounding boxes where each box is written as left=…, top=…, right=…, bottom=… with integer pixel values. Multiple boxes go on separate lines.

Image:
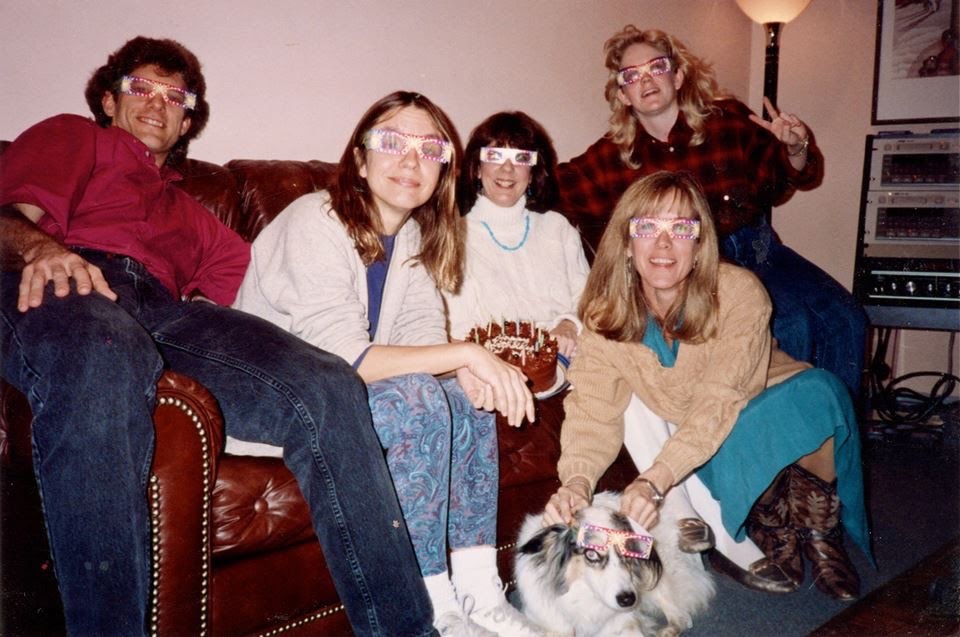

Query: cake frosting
left=467, top=320, right=558, bottom=393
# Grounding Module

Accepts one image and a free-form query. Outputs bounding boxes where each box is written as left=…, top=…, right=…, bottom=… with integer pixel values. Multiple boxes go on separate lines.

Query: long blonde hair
left=579, top=171, right=720, bottom=343
left=330, top=91, right=465, bottom=293
left=603, top=26, right=729, bottom=168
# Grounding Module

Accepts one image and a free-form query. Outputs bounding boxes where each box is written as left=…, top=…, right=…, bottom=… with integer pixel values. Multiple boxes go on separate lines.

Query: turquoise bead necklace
left=480, top=215, right=530, bottom=252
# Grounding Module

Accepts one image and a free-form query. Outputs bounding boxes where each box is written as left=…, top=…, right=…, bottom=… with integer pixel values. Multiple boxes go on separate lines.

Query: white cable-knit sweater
left=443, top=195, right=590, bottom=339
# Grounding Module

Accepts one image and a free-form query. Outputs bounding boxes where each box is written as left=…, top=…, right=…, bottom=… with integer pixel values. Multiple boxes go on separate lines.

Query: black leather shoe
left=705, top=549, right=798, bottom=594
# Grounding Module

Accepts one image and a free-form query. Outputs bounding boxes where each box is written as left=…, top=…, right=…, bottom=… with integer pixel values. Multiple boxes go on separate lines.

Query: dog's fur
left=515, top=491, right=715, bottom=636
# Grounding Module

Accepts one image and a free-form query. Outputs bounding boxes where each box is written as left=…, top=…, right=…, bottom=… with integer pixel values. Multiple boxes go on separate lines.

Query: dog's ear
left=518, top=524, right=576, bottom=561
left=518, top=524, right=577, bottom=595
left=518, top=524, right=566, bottom=556
left=626, top=545, right=663, bottom=592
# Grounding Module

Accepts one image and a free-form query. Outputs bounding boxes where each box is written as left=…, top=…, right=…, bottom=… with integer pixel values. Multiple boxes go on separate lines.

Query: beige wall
left=2, top=0, right=955, bottom=388
left=0, top=0, right=750, bottom=163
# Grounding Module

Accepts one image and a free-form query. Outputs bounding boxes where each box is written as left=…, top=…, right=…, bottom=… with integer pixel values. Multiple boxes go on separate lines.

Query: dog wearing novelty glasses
left=515, top=491, right=715, bottom=636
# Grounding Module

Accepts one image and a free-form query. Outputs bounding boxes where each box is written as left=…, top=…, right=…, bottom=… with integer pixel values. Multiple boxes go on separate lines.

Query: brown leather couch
left=0, top=148, right=637, bottom=636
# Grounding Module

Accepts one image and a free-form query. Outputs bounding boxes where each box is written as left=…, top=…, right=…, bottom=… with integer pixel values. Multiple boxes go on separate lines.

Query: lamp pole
left=762, top=22, right=784, bottom=120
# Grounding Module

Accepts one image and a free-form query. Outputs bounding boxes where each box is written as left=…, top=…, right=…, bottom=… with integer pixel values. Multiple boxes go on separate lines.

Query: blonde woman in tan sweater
left=544, top=171, right=870, bottom=601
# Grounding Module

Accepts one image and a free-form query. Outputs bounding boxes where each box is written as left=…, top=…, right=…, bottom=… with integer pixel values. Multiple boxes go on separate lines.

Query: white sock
left=450, top=546, right=503, bottom=610
left=423, top=572, right=460, bottom=618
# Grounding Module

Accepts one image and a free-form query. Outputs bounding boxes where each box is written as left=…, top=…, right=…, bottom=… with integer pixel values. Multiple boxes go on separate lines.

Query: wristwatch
left=634, top=477, right=664, bottom=507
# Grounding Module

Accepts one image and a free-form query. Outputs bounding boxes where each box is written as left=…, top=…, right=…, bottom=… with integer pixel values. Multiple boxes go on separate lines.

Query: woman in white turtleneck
left=445, top=111, right=590, bottom=360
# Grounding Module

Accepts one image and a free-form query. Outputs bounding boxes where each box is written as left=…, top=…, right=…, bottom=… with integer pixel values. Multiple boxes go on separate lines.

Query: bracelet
left=634, top=477, right=664, bottom=507
left=788, top=136, right=810, bottom=157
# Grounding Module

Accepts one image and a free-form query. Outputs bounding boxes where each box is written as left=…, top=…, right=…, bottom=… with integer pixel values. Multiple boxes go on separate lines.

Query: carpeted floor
left=686, top=415, right=960, bottom=637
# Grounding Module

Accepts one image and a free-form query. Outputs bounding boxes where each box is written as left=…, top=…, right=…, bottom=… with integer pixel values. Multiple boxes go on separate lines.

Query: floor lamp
left=735, top=0, right=812, bottom=119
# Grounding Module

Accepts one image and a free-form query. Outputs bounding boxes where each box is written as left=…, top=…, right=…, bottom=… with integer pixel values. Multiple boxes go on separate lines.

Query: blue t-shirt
left=365, top=234, right=397, bottom=339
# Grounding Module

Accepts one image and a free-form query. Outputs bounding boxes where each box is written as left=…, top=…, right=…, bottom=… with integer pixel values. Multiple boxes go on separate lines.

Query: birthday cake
left=467, top=320, right=558, bottom=394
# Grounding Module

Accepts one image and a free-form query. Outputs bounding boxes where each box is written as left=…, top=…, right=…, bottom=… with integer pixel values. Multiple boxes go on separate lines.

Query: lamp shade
left=734, top=0, right=811, bottom=24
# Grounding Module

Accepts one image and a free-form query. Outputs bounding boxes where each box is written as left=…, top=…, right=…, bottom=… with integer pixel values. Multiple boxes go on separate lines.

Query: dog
left=514, top=490, right=715, bottom=636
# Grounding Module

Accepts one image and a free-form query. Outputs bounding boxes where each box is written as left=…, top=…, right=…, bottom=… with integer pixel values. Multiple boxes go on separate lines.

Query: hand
left=620, top=475, right=665, bottom=530
left=544, top=479, right=591, bottom=526
left=18, top=240, right=117, bottom=312
left=550, top=320, right=579, bottom=359
left=456, top=366, right=495, bottom=412
left=748, top=96, right=809, bottom=153
left=460, top=343, right=535, bottom=427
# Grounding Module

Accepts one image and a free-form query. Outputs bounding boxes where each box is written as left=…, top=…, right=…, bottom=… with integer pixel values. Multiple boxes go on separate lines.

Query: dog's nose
left=616, top=590, right=637, bottom=608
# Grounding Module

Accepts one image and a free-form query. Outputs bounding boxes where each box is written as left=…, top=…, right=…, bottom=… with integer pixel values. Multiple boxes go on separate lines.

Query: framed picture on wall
left=871, top=0, right=960, bottom=124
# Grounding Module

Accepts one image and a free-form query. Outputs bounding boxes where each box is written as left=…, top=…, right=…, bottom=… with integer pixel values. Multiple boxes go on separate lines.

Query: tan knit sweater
left=559, top=263, right=809, bottom=491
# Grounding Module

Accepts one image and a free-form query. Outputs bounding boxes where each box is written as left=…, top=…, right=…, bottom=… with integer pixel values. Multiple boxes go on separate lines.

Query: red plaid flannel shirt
left=556, top=99, right=823, bottom=239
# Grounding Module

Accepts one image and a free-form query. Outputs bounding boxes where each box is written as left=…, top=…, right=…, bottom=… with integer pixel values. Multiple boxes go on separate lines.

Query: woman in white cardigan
left=444, top=111, right=590, bottom=362
left=234, top=92, right=538, bottom=637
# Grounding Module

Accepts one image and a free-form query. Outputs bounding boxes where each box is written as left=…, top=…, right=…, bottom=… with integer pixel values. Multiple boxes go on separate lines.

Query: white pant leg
left=621, top=395, right=763, bottom=569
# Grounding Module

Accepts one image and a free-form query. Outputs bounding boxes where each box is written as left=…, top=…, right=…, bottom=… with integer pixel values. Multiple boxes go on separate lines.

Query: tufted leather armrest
left=0, top=379, right=33, bottom=472
left=149, top=370, right=226, bottom=636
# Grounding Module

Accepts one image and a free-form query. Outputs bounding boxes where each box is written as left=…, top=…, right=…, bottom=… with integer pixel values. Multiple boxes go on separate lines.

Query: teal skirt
left=643, top=322, right=872, bottom=559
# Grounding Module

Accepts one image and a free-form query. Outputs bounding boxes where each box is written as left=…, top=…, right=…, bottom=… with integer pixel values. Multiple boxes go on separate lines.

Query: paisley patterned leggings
left=367, top=373, right=499, bottom=577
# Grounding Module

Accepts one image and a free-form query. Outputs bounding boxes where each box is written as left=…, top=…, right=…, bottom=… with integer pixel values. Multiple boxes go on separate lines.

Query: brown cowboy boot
left=746, top=467, right=804, bottom=588
left=789, top=464, right=860, bottom=601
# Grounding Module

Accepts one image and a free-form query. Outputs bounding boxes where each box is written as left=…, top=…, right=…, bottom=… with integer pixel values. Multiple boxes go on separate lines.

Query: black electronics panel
left=853, top=132, right=960, bottom=331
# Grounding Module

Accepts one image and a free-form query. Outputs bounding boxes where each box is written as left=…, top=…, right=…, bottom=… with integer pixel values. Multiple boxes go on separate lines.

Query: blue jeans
left=722, top=221, right=868, bottom=399
left=367, top=375, right=498, bottom=576
left=0, top=251, right=435, bottom=637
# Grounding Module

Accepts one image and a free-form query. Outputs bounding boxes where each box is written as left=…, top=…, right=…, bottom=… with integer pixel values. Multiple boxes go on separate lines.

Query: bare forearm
left=0, top=203, right=117, bottom=311
left=0, top=205, right=58, bottom=270
left=357, top=342, right=474, bottom=383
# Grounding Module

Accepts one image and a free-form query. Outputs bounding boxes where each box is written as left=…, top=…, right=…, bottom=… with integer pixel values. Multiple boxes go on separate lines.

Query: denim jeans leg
left=1, top=271, right=161, bottom=636
left=756, top=242, right=868, bottom=399
left=723, top=224, right=868, bottom=399
left=150, top=303, right=436, bottom=637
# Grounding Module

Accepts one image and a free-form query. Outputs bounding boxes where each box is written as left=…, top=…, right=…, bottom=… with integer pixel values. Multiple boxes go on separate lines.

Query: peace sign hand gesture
left=748, top=96, right=810, bottom=161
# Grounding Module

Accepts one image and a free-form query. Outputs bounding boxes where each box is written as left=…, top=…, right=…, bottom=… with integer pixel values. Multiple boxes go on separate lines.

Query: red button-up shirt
left=1, top=114, right=250, bottom=305
left=556, top=99, right=823, bottom=239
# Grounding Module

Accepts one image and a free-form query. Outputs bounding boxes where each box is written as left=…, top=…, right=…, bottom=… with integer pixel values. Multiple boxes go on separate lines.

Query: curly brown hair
left=85, top=36, right=209, bottom=166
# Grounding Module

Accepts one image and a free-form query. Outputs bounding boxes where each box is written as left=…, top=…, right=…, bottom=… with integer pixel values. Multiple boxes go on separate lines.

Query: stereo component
left=853, top=131, right=960, bottom=331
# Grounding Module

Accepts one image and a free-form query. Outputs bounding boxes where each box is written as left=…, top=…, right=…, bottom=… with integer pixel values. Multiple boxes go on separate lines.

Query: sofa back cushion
left=178, top=157, right=337, bottom=242
left=222, top=159, right=336, bottom=242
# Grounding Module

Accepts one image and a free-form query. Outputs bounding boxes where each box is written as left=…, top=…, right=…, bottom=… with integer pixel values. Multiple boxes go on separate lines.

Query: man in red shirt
left=0, top=36, right=435, bottom=637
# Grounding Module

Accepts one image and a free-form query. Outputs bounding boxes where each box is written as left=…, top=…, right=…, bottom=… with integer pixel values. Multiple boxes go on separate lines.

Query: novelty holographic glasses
left=480, top=147, right=539, bottom=166
left=629, top=217, right=701, bottom=240
left=616, top=56, right=674, bottom=86
left=576, top=523, right=654, bottom=560
left=118, top=75, right=197, bottom=110
left=363, top=129, right=453, bottom=163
